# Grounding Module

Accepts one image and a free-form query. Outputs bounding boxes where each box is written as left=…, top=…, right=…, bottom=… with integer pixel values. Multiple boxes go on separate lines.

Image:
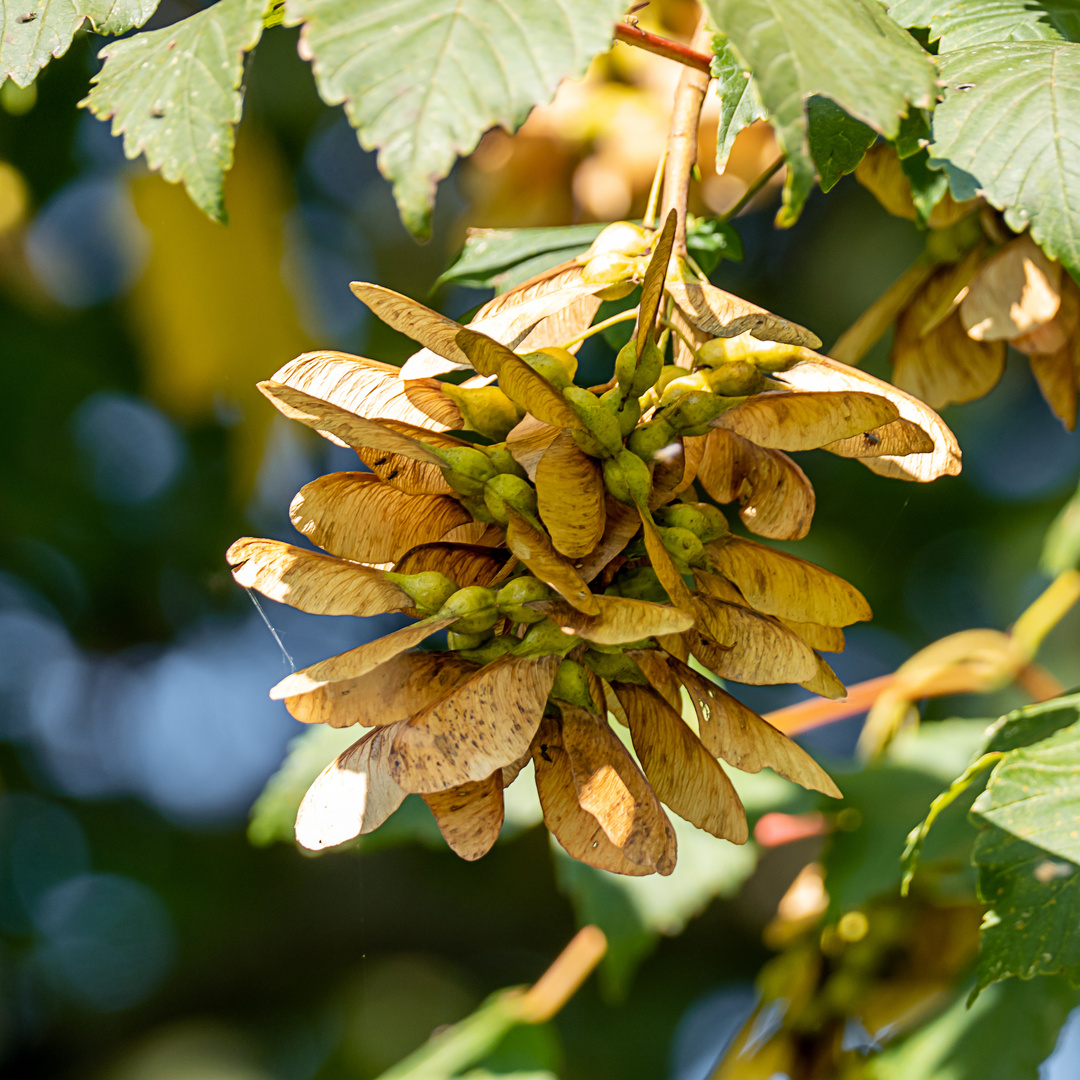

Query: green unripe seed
left=459, top=494, right=497, bottom=523
left=564, top=385, right=624, bottom=457
left=441, top=384, right=524, bottom=441
left=600, top=387, right=641, bottom=439
left=659, top=371, right=711, bottom=408
left=439, top=586, right=499, bottom=635
left=581, top=251, right=637, bottom=286
left=583, top=649, right=648, bottom=684
left=582, top=221, right=652, bottom=261
left=628, top=338, right=664, bottom=397
left=612, top=565, right=668, bottom=604
left=439, top=446, right=497, bottom=496
left=659, top=526, right=705, bottom=569
left=614, top=339, right=638, bottom=392
left=708, top=360, right=765, bottom=397
left=550, top=659, right=598, bottom=712
left=520, top=347, right=577, bottom=390
left=383, top=570, right=458, bottom=615
left=496, top=576, right=550, bottom=623
left=448, top=629, right=494, bottom=651
left=663, top=390, right=730, bottom=432
left=486, top=443, right=528, bottom=479
left=696, top=504, right=730, bottom=543
left=511, top=618, right=581, bottom=658
left=627, top=416, right=678, bottom=461
left=602, top=448, right=652, bottom=506
left=483, top=473, right=538, bottom=525
left=654, top=504, right=709, bottom=538
left=457, top=635, right=515, bottom=664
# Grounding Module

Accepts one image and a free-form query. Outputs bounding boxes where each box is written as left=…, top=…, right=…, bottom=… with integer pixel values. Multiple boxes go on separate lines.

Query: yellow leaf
left=1029, top=346, right=1079, bottom=431
left=778, top=619, right=846, bottom=654
left=271, top=617, right=455, bottom=699
left=422, top=773, right=505, bottom=861
left=515, top=293, right=603, bottom=354
left=917, top=244, right=987, bottom=336
left=455, top=329, right=585, bottom=430
left=855, top=143, right=974, bottom=227
left=575, top=499, right=643, bottom=584
left=284, top=652, right=478, bottom=728
left=272, top=350, right=454, bottom=431
left=626, top=648, right=684, bottom=714
left=227, top=537, right=410, bottom=616
left=294, top=726, right=406, bottom=850
left=776, top=357, right=961, bottom=482
left=389, top=654, right=560, bottom=793
left=891, top=270, right=1006, bottom=409
left=506, top=414, right=560, bottom=480
left=613, top=682, right=748, bottom=843
left=561, top=705, right=677, bottom=874
left=531, top=595, right=694, bottom=646
left=356, top=444, right=455, bottom=496
left=960, top=234, right=1061, bottom=341
left=822, top=419, right=935, bottom=459
left=505, top=509, right=600, bottom=615
left=695, top=429, right=816, bottom=541
left=257, top=380, right=456, bottom=462
left=394, top=542, right=509, bottom=588
left=290, top=473, right=471, bottom=563
left=535, top=430, right=606, bottom=558
left=531, top=714, right=654, bottom=875
left=666, top=279, right=821, bottom=347
left=672, top=659, right=841, bottom=797
left=703, top=537, right=871, bottom=626
left=800, top=653, right=848, bottom=699
left=715, top=391, right=898, bottom=451
left=636, top=209, right=677, bottom=355
left=638, top=508, right=695, bottom=609
left=689, top=602, right=818, bottom=685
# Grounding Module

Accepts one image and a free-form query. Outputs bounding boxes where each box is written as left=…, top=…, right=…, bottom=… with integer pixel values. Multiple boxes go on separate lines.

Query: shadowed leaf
left=689, top=602, right=818, bottom=685
left=506, top=509, right=599, bottom=615
left=636, top=210, right=677, bottom=355
left=576, top=499, right=643, bottom=583
left=422, top=772, right=505, bottom=861
left=394, top=543, right=508, bottom=587
left=666, top=279, right=821, bottom=347
left=531, top=595, right=694, bottom=646
left=779, top=618, right=846, bottom=654
left=536, top=430, right=606, bottom=558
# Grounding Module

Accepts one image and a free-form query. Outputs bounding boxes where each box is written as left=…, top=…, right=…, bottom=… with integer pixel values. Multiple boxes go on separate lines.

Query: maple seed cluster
left=227, top=210, right=960, bottom=875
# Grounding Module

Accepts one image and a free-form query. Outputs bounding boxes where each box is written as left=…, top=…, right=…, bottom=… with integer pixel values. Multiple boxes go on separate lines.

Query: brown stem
left=517, top=925, right=607, bottom=1023
left=614, top=21, right=713, bottom=74
left=659, top=12, right=713, bottom=259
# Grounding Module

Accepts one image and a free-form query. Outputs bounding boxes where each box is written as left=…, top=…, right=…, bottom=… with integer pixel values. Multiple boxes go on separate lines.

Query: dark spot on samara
left=540, top=744, right=553, bottom=763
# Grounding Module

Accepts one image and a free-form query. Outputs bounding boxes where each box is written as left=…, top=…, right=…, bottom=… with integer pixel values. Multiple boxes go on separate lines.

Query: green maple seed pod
left=611, top=565, right=668, bottom=604
left=696, top=503, right=730, bottom=543
left=483, top=473, right=538, bottom=525
left=520, top=347, right=577, bottom=390
left=441, top=384, right=524, bottom=441
left=658, top=370, right=711, bottom=408
left=581, top=251, right=637, bottom=286
left=654, top=504, right=709, bottom=537
left=663, top=389, right=729, bottom=433
left=439, top=446, right=498, bottom=496
left=496, top=576, right=550, bottom=623
left=582, top=221, right=652, bottom=261
left=697, top=336, right=801, bottom=374
left=382, top=570, right=458, bottom=614
left=629, top=337, right=665, bottom=397
left=487, top=443, right=528, bottom=479
left=448, top=629, right=494, bottom=651
left=564, top=385, right=624, bottom=457
left=457, top=635, right=515, bottom=664
left=583, top=649, right=647, bottom=684
left=459, top=494, right=497, bottom=523
left=659, top=525, right=705, bottom=569
left=550, top=659, right=598, bottom=712
left=599, top=388, right=641, bottom=439
left=639, top=364, right=688, bottom=411
left=511, top=618, right=581, bottom=658
left=602, top=448, right=652, bottom=505
left=708, top=360, right=765, bottom=397
left=614, top=339, right=638, bottom=391
left=626, top=416, right=677, bottom=461
left=438, top=586, right=499, bottom=635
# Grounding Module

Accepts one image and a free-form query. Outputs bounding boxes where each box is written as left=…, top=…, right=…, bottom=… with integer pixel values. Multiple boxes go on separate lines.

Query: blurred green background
left=2, top=12, right=1080, bottom=1080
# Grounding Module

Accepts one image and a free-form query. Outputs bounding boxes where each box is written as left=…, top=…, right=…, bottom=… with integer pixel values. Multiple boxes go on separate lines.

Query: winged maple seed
left=227, top=210, right=959, bottom=875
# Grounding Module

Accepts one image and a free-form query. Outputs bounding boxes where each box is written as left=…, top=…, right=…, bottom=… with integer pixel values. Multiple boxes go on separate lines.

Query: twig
left=517, top=926, right=608, bottom=1022
left=719, top=154, right=785, bottom=222
left=659, top=13, right=713, bottom=258
left=614, top=21, right=713, bottom=74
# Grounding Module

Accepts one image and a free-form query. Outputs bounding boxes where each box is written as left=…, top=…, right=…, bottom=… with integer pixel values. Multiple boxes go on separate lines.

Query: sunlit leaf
left=822, top=418, right=936, bottom=459
left=531, top=595, right=694, bottom=647
left=422, top=772, right=505, bottom=861
left=561, top=706, right=677, bottom=875
left=394, top=543, right=508, bottom=588
left=532, top=714, right=653, bottom=876
left=294, top=726, right=406, bottom=850
left=506, top=415, right=561, bottom=481
left=712, top=34, right=767, bottom=172
left=778, top=618, right=845, bottom=654
left=889, top=0, right=1080, bottom=51
left=636, top=210, right=677, bottom=356
left=535, top=430, right=606, bottom=558
left=290, top=473, right=471, bottom=564
left=666, top=279, right=821, bottom=347
left=695, top=429, right=816, bottom=540
left=505, top=509, right=599, bottom=615
left=284, top=651, right=478, bottom=728
left=271, top=617, right=455, bottom=699
left=714, top=390, right=899, bottom=451
left=287, top=0, right=625, bottom=236
left=226, top=537, right=411, bottom=617
left=389, top=654, right=560, bottom=793
left=704, top=536, right=872, bottom=626
left=614, top=682, right=748, bottom=843
left=690, top=602, right=818, bottom=685
left=82, top=0, right=264, bottom=221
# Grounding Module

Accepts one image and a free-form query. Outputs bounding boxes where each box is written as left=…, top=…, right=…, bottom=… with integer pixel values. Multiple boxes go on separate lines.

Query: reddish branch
left=614, top=21, right=714, bottom=74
